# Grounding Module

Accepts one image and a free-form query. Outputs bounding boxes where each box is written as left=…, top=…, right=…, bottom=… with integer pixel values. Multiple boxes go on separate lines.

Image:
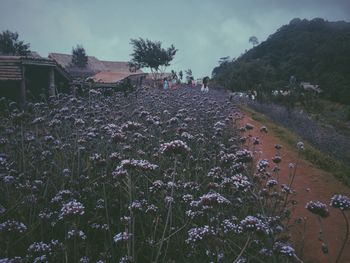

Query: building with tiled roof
left=48, top=53, right=144, bottom=84
left=0, top=52, right=71, bottom=106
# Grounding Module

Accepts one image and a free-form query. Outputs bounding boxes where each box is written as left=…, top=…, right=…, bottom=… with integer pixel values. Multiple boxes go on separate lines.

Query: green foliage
left=129, top=38, right=177, bottom=74
left=0, top=30, right=30, bottom=56
left=119, top=77, right=135, bottom=97
left=248, top=36, right=259, bottom=46
left=346, top=108, right=350, bottom=121
left=71, top=44, right=88, bottom=68
left=203, top=76, right=209, bottom=85
left=246, top=106, right=350, bottom=186
left=213, top=18, right=350, bottom=104
left=171, top=69, right=177, bottom=79
left=185, top=69, right=193, bottom=83
left=178, top=70, right=183, bottom=81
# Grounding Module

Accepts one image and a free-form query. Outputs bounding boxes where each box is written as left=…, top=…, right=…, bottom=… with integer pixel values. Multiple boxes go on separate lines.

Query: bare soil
left=242, top=114, right=350, bottom=263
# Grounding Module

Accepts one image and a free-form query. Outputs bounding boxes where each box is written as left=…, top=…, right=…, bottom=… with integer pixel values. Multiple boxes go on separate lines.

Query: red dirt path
left=242, top=115, right=350, bottom=263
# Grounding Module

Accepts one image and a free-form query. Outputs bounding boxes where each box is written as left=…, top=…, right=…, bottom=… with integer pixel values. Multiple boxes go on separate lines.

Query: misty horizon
left=1, top=0, right=350, bottom=77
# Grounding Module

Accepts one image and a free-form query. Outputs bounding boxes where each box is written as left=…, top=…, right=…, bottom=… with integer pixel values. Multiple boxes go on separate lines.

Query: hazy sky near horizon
left=1, top=0, right=349, bottom=77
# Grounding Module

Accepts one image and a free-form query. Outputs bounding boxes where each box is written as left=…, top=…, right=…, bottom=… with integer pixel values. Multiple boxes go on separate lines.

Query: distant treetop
left=248, top=36, right=259, bottom=47
left=129, top=38, right=177, bottom=74
left=0, top=30, right=30, bottom=56
left=71, top=45, right=88, bottom=68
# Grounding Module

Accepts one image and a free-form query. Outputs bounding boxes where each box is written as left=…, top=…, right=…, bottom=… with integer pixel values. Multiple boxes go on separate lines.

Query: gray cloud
left=1, top=0, right=349, bottom=77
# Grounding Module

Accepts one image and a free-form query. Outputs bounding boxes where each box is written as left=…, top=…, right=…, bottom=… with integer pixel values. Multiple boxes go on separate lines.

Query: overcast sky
left=1, top=0, right=349, bottom=77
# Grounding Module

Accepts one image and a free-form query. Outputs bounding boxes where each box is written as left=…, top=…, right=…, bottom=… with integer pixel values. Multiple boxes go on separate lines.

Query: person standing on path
left=201, top=76, right=209, bottom=93
left=163, top=78, right=169, bottom=90
left=191, top=77, right=196, bottom=88
left=171, top=77, right=177, bottom=89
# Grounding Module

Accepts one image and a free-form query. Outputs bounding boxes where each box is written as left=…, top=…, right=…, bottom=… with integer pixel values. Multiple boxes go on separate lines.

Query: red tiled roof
left=89, top=71, right=146, bottom=84
left=48, top=53, right=143, bottom=78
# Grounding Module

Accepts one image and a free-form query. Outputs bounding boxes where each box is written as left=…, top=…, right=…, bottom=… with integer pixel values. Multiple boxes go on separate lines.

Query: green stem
left=103, top=183, right=114, bottom=260
left=335, top=211, right=349, bottom=263
left=232, top=235, right=250, bottom=263
left=154, top=156, right=177, bottom=263
left=127, top=173, right=134, bottom=260
left=317, top=217, right=331, bottom=263
left=288, top=152, right=300, bottom=189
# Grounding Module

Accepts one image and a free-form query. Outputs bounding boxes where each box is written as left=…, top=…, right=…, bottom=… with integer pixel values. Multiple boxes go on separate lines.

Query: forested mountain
left=212, top=18, right=350, bottom=103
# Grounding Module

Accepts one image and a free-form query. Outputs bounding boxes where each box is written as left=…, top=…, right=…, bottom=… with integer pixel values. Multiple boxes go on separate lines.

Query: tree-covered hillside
left=212, top=18, right=350, bottom=103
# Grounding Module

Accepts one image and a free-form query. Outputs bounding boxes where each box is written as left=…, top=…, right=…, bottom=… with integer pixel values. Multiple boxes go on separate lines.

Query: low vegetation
left=212, top=18, right=350, bottom=104
left=240, top=103, right=350, bottom=186
left=0, top=88, right=303, bottom=262
left=0, top=87, right=349, bottom=262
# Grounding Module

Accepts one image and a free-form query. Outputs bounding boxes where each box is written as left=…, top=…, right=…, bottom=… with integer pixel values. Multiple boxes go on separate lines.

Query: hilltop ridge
left=213, top=18, right=350, bottom=103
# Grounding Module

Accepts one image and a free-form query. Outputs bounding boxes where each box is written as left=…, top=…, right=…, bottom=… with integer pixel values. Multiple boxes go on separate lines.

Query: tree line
left=0, top=30, right=179, bottom=77
left=212, top=18, right=350, bottom=104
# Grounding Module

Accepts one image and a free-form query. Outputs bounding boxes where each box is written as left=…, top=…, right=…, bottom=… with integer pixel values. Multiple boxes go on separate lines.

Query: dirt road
left=242, top=114, right=350, bottom=263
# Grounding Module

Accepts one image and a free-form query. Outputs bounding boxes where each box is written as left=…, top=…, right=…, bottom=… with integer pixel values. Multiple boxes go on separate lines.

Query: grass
left=240, top=104, right=350, bottom=186
left=301, top=98, right=350, bottom=136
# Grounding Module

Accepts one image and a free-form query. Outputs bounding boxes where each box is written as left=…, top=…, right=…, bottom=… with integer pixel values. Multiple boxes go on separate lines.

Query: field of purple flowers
left=0, top=87, right=348, bottom=263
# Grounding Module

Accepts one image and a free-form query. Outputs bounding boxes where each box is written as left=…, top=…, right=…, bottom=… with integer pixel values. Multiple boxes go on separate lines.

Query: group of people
left=162, top=77, right=178, bottom=90
left=163, top=76, right=210, bottom=94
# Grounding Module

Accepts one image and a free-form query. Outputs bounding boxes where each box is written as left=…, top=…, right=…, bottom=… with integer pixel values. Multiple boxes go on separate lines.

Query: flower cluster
left=185, top=225, right=216, bottom=244
left=273, top=242, right=296, bottom=258
left=119, top=159, right=159, bottom=171
left=26, top=240, right=63, bottom=259
left=160, top=140, right=191, bottom=155
left=239, top=216, right=271, bottom=235
left=297, top=141, right=304, bottom=151
left=198, top=192, right=231, bottom=206
left=330, top=194, right=350, bottom=211
left=266, top=179, right=278, bottom=188
left=207, top=167, right=223, bottom=180
left=67, top=229, right=87, bottom=240
left=59, top=200, right=85, bottom=219
left=305, top=201, right=329, bottom=218
left=221, top=174, right=251, bottom=192
left=121, top=121, right=142, bottom=132
left=221, top=218, right=242, bottom=234
left=257, top=159, right=269, bottom=173
left=0, top=220, right=27, bottom=233
left=113, top=232, right=131, bottom=243
left=235, top=149, right=253, bottom=163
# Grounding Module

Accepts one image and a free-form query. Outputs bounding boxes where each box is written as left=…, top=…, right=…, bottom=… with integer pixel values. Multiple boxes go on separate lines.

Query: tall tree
left=72, top=45, right=88, bottom=68
left=0, top=30, right=30, bottom=56
left=129, top=38, right=177, bottom=81
left=185, top=69, right=193, bottom=84
left=218, top=56, right=231, bottom=65
left=171, top=70, right=177, bottom=79
left=178, top=70, right=183, bottom=82
left=249, top=36, right=259, bottom=47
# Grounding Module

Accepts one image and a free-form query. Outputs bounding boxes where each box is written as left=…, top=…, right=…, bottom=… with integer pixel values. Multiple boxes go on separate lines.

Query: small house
left=0, top=52, right=71, bottom=107
left=49, top=53, right=146, bottom=89
left=300, top=82, right=322, bottom=94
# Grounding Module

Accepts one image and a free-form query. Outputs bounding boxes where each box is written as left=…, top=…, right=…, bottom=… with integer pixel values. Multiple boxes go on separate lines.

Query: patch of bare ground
left=242, top=113, right=350, bottom=263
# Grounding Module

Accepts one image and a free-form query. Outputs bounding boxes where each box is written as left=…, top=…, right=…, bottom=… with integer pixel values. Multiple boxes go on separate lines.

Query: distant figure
left=201, top=76, right=209, bottom=93
left=229, top=92, right=234, bottom=101
left=163, top=78, right=169, bottom=90
left=168, top=78, right=172, bottom=89
left=171, top=78, right=177, bottom=89
left=191, top=77, right=196, bottom=88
